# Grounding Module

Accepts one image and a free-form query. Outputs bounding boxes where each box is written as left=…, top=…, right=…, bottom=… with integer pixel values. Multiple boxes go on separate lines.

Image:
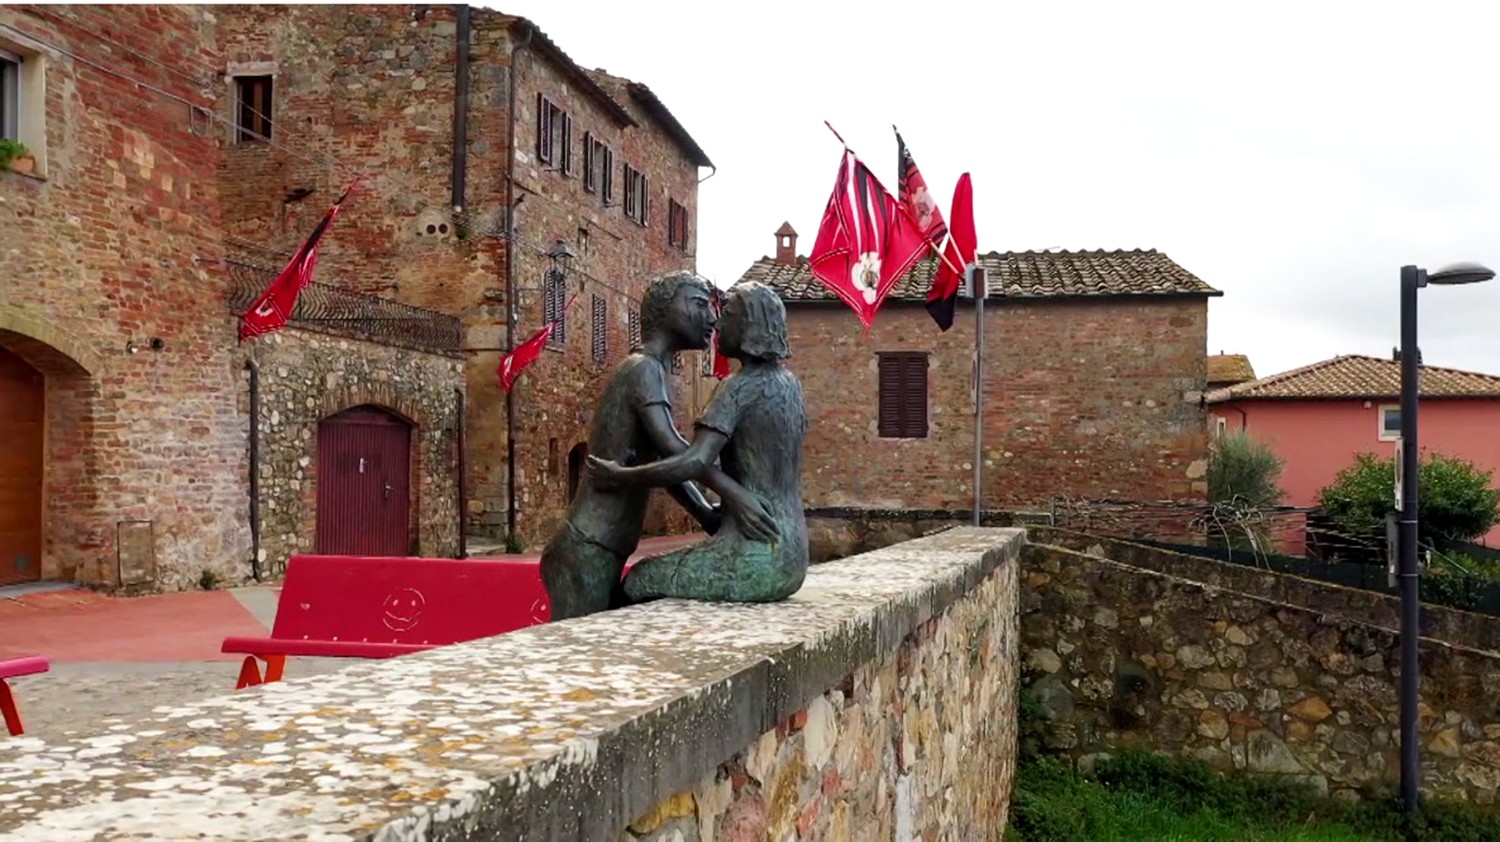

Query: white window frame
left=1378, top=404, right=1401, bottom=442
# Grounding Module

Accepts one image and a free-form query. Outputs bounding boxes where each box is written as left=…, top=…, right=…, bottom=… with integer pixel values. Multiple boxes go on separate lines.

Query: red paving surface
left=0, top=534, right=705, bottom=664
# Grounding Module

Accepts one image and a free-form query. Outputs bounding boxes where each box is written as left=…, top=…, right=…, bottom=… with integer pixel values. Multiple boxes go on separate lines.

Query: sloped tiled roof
left=504, top=17, right=636, bottom=128
left=1208, top=354, right=1256, bottom=384
left=737, top=249, right=1221, bottom=301
left=1206, top=355, right=1500, bottom=403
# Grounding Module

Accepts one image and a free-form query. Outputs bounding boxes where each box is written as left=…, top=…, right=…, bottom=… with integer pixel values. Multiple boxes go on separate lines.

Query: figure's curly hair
left=640, top=271, right=716, bottom=345
left=724, top=281, right=790, bottom=361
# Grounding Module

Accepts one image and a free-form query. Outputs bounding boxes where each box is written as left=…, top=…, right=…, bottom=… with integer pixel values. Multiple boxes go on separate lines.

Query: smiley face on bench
left=382, top=588, right=427, bottom=633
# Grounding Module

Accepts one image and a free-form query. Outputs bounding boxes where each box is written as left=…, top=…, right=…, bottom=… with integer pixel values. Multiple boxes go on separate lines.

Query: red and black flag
left=894, top=129, right=968, bottom=331
left=238, top=178, right=361, bottom=341
left=808, top=131, right=928, bottom=329
left=498, top=322, right=556, bottom=392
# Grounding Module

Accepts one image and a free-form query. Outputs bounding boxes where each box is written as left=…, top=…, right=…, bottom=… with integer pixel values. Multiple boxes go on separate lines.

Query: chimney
left=774, top=221, right=798, bottom=265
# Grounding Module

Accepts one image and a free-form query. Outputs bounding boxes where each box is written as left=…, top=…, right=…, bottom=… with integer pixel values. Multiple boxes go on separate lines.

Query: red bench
left=1, top=655, right=50, bottom=736
left=222, top=554, right=566, bottom=688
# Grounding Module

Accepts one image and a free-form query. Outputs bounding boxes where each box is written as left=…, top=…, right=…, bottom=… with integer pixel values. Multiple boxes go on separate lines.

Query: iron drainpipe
left=245, top=358, right=263, bottom=582
left=505, top=25, right=535, bottom=547
left=451, top=5, right=471, bottom=559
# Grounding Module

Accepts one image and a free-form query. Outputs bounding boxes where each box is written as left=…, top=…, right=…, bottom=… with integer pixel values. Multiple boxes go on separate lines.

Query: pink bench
left=1, top=655, right=50, bottom=736
left=222, top=555, right=563, bottom=688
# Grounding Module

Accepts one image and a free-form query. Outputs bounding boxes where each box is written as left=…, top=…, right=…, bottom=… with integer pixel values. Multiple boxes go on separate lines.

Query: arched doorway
left=0, top=348, right=43, bottom=585
left=316, top=405, right=413, bottom=557
left=567, top=442, right=588, bottom=502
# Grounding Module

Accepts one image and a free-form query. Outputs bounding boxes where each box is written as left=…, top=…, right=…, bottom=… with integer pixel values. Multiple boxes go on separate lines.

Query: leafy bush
left=1317, top=452, right=1500, bottom=550
left=1208, top=431, right=1287, bottom=509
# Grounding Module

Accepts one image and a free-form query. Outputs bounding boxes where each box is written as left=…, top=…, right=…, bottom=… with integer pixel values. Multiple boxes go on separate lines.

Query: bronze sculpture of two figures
left=538, top=274, right=809, bottom=620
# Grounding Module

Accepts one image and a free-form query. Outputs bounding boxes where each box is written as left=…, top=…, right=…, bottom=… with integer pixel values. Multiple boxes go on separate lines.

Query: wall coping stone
left=0, top=527, right=1025, bottom=841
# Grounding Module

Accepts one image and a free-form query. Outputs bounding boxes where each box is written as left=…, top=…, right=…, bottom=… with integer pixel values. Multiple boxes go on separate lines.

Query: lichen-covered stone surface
left=246, top=329, right=464, bottom=573
left=1021, top=539, right=1500, bottom=804
left=0, top=528, right=1021, bottom=840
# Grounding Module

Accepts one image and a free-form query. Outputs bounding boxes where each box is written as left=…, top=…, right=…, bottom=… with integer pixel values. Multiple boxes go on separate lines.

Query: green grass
left=1007, top=752, right=1500, bottom=842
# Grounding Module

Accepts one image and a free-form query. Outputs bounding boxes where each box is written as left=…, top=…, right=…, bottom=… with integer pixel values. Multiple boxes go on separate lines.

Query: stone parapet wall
left=0, top=528, right=1022, bottom=840
left=1021, top=540, right=1500, bottom=804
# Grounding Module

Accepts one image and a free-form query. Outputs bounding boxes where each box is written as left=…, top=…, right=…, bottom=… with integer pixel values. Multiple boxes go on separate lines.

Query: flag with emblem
left=894, top=128, right=969, bottom=331
left=238, top=178, right=360, bottom=342
left=808, top=137, right=928, bottom=329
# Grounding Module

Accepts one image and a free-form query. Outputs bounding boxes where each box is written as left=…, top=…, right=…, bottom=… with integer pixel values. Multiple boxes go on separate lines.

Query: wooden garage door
left=315, top=406, right=412, bottom=557
left=0, top=348, right=43, bottom=585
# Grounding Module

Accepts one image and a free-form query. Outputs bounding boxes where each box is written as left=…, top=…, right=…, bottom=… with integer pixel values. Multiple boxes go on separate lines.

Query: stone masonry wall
left=216, top=6, right=709, bottom=548
left=785, top=296, right=1210, bottom=512
left=243, top=329, right=464, bottom=573
left=0, top=6, right=249, bottom=590
left=1020, top=539, right=1500, bottom=804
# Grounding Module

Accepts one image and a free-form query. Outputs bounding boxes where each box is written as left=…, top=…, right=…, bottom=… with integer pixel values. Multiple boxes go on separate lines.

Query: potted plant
left=0, top=139, right=34, bottom=174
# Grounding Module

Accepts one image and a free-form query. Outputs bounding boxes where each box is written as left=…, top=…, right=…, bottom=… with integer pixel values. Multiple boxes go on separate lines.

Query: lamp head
left=1428, top=261, right=1495, bottom=286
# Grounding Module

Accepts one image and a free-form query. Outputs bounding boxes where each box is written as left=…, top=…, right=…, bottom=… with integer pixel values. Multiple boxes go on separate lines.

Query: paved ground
left=1, top=534, right=703, bottom=740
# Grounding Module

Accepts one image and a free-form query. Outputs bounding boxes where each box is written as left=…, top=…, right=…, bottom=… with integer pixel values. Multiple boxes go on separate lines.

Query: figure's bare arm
left=638, top=404, right=746, bottom=501
left=600, top=426, right=729, bottom=487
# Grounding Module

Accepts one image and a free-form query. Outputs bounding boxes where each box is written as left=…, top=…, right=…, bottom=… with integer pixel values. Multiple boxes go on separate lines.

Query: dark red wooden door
left=0, top=348, right=43, bottom=585
left=316, top=406, right=412, bottom=557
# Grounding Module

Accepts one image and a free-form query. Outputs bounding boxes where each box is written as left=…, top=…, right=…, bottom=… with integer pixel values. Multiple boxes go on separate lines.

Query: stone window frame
left=543, top=269, right=567, bottom=350
left=877, top=351, right=929, bottom=439
left=1378, top=403, right=1400, bottom=442
left=225, top=61, right=278, bottom=146
left=590, top=294, right=608, bottom=365
left=582, top=132, right=613, bottom=201
left=537, top=93, right=572, bottom=175
left=1214, top=415, right=1228, bottom=438
left=0, top=32, right=49, bottom=178
left=667, top=199, right=689, bottom=250
left=623, top=164, right=649, bottom=226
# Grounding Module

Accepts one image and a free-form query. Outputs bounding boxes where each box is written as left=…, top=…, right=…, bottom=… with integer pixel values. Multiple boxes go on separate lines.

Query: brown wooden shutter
left=536, top=93, right=550, bottom=163
left=902, top=354, right=928, bottom=437
left=877, top=352, right=928, bottom=438
left=561, top=113, right=573, bottom=175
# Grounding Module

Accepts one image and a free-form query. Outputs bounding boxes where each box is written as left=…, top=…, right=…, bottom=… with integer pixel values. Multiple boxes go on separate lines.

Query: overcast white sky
left=490, top=0, right=1500, bottom=380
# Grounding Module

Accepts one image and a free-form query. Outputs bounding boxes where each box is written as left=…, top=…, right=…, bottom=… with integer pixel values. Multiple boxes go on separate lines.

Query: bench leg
left=0, top=679, right=23, bottom=736
left=235, top=655, right=288, bottom=690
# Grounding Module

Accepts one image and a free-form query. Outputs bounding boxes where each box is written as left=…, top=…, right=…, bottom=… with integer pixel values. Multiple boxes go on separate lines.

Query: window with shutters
left=624, top=164, right=648, bottom=225
left=591, top=295, right=607, bottom=365
left=583, top=133, right=614, bottom=199
left=877, top=352, right=929, bottom=438
left=543, top=269, right=567, bottom=349
left=667, top=199, right=689, bottom=249
left=536, top=94, right=572, bottom=173
left=627, top=307, right=641, bottom=349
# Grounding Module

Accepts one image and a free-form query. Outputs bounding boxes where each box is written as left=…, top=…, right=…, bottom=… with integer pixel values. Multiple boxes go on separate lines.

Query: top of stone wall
left=0, top=528, right=1024, bottom=841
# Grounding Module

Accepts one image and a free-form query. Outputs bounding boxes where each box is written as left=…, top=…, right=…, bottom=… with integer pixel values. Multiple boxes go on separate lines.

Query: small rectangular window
left=543, top=269, right=567, bottom=349
left=0, top=51, right=19, bottom=142
left=591, top=295, right=607, bottom=364
left=628, top=307, right=641, bottom=349
left=235, top=75, right=274, bottom=142
left=668, top=199, right=689, bottom=249
left=624, top=165, right=648, bottom=225
left=536, top=94, right=570, bottom=173
left=877, top=352, right=929, bottom=439
left=1379, top=405, right=1401, bottom=441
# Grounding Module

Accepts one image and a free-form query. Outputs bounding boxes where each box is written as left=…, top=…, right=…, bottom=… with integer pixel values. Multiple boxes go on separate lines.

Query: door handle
left=384, top=483, right=393, bottom=500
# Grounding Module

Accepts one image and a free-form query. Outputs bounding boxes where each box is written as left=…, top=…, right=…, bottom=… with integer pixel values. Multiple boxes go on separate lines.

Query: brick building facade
left=0, top=5, right=463, bottom=591
left=215, top=5, right=715, bottom=549
left=737, top=226, right=1222, bottom=512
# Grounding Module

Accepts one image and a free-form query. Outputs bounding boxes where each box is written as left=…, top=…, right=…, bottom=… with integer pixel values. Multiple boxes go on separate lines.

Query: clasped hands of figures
left=587, top=450, right=780, bottom=544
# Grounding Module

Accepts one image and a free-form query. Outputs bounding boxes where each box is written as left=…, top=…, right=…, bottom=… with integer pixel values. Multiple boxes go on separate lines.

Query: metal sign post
left=971, top=264, right=986, bottom=526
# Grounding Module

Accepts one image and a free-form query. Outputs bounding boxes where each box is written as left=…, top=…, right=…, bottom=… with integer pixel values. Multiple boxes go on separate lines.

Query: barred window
left=543, top=269, right=567, bottom=348
left=671, top=352, right=683, bottom=374
left=591, top=295, right=607, bottom=364
left=628, top=307, right=641, bottom=349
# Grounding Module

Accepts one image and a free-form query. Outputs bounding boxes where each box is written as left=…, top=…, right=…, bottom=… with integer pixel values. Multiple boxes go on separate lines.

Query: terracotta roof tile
left=737, top=249, right=1221, bottom=301
left=1208, top=354, right=1256, bottom=384
left=1205, top=355, right=1500, bottom=402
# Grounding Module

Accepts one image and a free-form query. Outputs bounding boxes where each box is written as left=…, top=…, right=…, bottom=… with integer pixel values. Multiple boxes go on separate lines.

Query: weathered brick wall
left=216, top=6, right=708, bottom=547
left=0, top=6, right=251, bottom=590
left=785, top=296, right=1210, bottom=512
left=243, top=329, right=463, bottom=573
left=1020, top=536, right=1500, bottom=804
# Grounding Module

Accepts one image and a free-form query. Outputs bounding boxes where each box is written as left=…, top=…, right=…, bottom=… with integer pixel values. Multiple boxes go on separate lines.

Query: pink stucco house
left=1206, top=354, right=1500, bottom=548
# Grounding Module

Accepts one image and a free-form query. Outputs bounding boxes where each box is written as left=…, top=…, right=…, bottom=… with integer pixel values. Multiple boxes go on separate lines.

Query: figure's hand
left=586, top=455, right=626, bottom=490
left=723, top=489, right=780, bottom=544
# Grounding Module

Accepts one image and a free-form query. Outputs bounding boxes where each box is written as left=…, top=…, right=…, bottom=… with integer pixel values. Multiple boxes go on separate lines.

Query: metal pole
left=972, top=264, right=986, bottom=526
left=1398, top=263, right=1422, bottom=813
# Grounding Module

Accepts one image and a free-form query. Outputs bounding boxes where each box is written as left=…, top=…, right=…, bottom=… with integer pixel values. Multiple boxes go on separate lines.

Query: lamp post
left=1396, top=260, right=1494, bottom=814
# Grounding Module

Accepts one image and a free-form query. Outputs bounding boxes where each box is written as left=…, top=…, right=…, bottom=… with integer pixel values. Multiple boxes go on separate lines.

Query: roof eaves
left=625, top=82, right=713, bottom=169
left=508, top=18, right=637, bottom=129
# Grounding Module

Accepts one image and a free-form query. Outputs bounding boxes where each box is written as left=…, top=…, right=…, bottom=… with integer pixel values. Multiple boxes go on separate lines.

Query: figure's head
left=640, top=271, right=717, bottom=352
left=717, top=281, right=790, bottom=362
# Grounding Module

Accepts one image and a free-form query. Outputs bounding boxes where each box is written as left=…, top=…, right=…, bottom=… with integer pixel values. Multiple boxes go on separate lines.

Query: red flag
left=498, top=322, right=555, bottom=392
left=895, top=129, right=967, bottom=331
left=808, top=144, right=928, bottom=329
left=238, top=179, right=360, bottom=341
left=711, top=330, right=731, bottom=379
left=929, top=172, right=977, bottom=329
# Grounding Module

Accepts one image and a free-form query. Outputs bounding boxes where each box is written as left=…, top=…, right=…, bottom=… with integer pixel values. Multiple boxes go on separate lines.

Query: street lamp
left=1396, top=260, right=1495, bottom=814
